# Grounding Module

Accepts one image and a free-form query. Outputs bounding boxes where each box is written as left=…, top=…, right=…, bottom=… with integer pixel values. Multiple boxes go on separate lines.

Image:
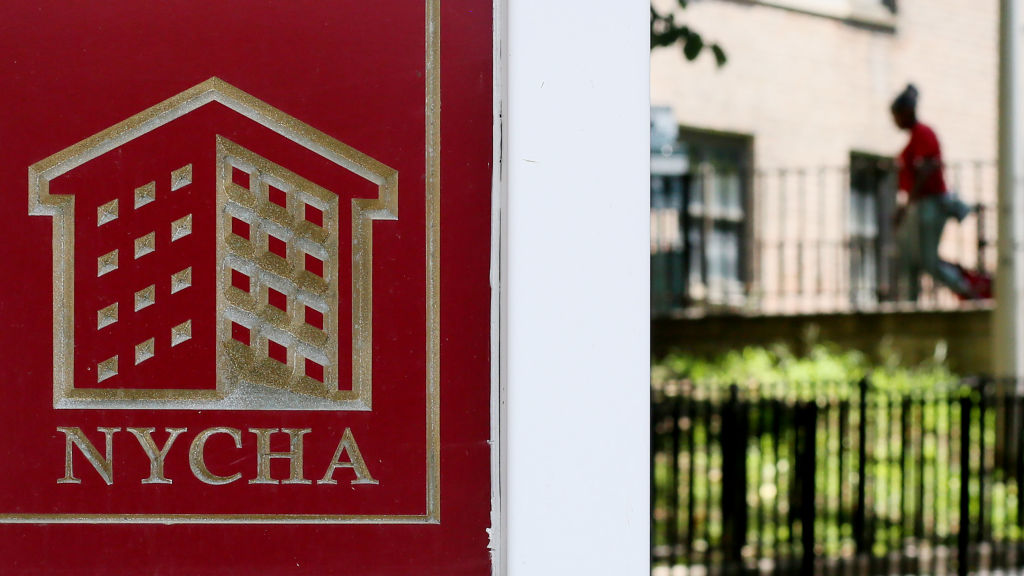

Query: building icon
left=29, top=78, right=397, bottom=410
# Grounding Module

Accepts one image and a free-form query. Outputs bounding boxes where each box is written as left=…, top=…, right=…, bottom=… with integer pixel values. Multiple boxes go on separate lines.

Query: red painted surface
left=0, top=1, right=493, bottom=574
left=269, top=287, right=288, bottom=311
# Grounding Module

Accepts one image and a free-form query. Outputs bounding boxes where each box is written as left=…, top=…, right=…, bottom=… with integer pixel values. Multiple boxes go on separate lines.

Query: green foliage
left=651, top=1, right=727, bottom=67
left=652, top=340, right=959, bottom=394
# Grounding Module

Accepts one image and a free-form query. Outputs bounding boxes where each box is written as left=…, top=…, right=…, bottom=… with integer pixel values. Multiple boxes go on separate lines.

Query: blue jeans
left=898, top=195, right=970, bottom=299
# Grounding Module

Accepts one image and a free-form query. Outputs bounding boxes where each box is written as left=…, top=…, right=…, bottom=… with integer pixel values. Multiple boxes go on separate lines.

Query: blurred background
left=649, top=1, right=1024, bottom=574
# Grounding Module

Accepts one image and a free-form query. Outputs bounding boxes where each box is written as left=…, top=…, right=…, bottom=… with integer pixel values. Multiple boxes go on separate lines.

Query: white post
left=504, top=1, right=649, bottom=575
left=995, top=0, right=1024, bottom=380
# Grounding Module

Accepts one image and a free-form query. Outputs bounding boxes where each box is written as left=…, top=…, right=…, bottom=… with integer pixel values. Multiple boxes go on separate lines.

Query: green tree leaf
left=712, top=44, right=727, bottom=67
left=683, top=31, right=704, bottom=61
left=651, top=2, right=726, bottom=67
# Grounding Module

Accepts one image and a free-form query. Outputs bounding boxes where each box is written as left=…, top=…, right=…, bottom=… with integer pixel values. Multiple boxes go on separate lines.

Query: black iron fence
left=650, top=160, right=997, bottom=316
left=651, top=378, right=1024, bottom=575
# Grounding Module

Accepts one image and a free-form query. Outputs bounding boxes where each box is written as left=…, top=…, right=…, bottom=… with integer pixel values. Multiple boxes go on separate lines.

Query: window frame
left=677, top=127, right=754, bottom=307
left=848, top=151, right=899, bottom=306
left=755, top=0, right=897, bottom=30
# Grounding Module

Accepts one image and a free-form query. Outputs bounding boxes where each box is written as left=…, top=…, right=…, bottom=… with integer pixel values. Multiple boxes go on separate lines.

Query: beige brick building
left=651, top=0, right=999, bottom=316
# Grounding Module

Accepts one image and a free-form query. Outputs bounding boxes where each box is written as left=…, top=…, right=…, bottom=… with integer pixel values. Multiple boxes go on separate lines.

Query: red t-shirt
left=898, top=121, right=947, bottom=201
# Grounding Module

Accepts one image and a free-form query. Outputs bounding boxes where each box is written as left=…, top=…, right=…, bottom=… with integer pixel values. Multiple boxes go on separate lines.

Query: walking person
left=890, top=84, right=976, bottom=301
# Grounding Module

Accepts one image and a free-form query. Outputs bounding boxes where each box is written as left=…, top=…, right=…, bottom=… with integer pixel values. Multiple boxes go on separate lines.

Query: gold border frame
left=15, top=1, right=441, bottom=524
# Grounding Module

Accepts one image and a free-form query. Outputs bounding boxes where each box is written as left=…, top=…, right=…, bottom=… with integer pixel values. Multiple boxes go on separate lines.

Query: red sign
left=0, top=1, right=493, bottom=573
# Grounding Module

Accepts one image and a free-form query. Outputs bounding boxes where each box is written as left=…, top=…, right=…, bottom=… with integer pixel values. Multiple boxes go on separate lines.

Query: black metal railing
left=651, top=378, right=1024, bottom=576
left=650, top=161, right=997, bottom=317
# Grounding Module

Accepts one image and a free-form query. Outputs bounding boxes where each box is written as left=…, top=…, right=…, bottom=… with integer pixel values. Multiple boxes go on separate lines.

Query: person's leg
left=898, top=203, right=922, bottom=301
left=918, top=196, right=971, bottom=296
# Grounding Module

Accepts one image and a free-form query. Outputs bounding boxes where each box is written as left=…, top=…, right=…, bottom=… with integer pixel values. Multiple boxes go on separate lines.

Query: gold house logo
left=28, top=78, right=397, bottom=411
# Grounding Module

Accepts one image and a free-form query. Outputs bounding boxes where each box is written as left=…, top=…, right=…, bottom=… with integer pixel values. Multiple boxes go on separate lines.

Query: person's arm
left=909, top=125, right=944, bottom=198
left=909, top=156, right=941, bottom=199
left=894, top=158, right=939, bottom=227
left=895, top=123, right=943, bottom=228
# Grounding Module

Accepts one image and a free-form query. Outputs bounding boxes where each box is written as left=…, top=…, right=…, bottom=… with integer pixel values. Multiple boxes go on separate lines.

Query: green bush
left=652, top=340, right=959, bottom=396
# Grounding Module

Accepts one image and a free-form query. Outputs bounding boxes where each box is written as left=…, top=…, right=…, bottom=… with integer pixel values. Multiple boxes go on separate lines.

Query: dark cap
left=891, top=84, right=919, bottom=113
